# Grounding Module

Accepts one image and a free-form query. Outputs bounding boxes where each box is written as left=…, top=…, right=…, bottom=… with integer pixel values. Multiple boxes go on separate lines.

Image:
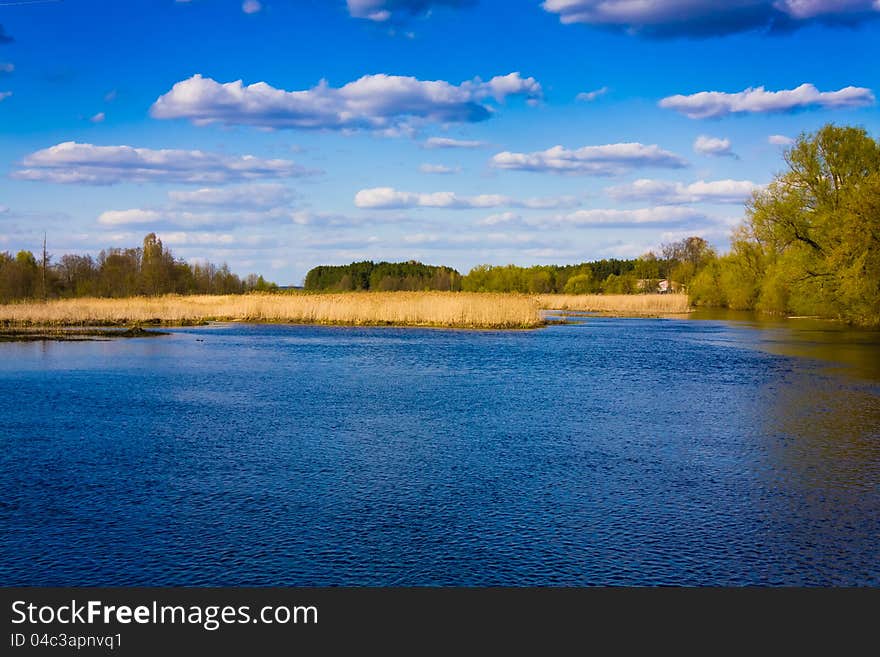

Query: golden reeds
left=535, top=293, right=691, bottom=315
left=0, top=292, right=543, bottom=329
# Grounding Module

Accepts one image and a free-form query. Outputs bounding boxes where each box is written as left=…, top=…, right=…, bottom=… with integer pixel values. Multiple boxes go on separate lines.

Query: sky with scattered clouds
left=0, top=0, right=878, bottom=283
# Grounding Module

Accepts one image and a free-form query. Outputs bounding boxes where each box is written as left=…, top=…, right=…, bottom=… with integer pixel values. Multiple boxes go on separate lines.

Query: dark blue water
left=1, top=316, right=878, bottom=586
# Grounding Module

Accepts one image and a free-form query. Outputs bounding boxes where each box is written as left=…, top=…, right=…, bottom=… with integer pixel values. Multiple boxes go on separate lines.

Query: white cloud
left=13, top=142, right=311, bottom=185
left=490, top=142, right=688, bottom=175
left=0, top=63, right=13, bottom=74
left=242, top=0, right=262, bottom=14
left=150, top=72, right=542, bottom=132
left=768, top=134, right=795, bottom=145
left=477, top=211, right=521, bottom=226
left=541, top=0, right=880, bottom=37
left=98, top=207, right=293, bottom=228
left=168, top=183, right=294, bottom=209
left=660, top=84, right=875, bottom=119
left=693, top=135, right=735, bottom=157
left=354, top=187, right=580, bottom=210
left=400, top=231, right=549, bottom=249
left=423, top=137, right=488, bottom=149
left=159, top=232, right=273, bottom=248
left=90, top=112, right=105, bottom=123
left=346, top=0, right=473, bottom=22
left=576, top=86, right=608, bottom=102
left=98, top=209, right=163, bottom=226
left=104, top=89, right=117, bottom=102
left=0, top=91, right=11, bottom=102
left=606, top=178, right=763, bottom=204
left=419, top=163, right=461, bottom=174
left=289, top=210, right=401, bottom=227
left=532, top=206, right=707, bottom=227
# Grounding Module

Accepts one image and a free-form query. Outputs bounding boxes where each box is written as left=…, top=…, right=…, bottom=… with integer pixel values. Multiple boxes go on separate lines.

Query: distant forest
left=0, top=233, right=276, bottom=302
left=304, top=260, right=462, bottom=292
left=303, top=255, right=676, bottom=294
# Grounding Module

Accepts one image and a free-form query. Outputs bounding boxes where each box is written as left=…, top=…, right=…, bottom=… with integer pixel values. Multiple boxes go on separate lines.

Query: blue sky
left=0, top=0, right=878, bottom=284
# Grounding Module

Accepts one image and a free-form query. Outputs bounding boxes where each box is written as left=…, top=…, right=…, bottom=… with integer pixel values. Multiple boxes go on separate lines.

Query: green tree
left=743, top=124, right=880, bottom=322
left=563, top=272, right=593, bottom=294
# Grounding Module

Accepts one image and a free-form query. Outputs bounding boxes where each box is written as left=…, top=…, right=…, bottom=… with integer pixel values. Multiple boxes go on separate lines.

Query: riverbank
left=0, top=292, right=692, bottom=331
left=536, top=293, right=690, bottom=316
left=0, top=326, right=168, bottom=342
left=0, top=292, right=544, bottom=330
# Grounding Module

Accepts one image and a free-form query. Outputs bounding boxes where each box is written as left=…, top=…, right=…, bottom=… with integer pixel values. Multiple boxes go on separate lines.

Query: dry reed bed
left=535, top=293, right=691, bottom=315
left=0, top=292, right=543, bottom=329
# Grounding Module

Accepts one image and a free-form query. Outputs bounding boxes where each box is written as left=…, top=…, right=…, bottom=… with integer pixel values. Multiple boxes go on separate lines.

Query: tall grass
left=0, top=292, right=543, bottom=329
left=535, top=293, right=690, bottom=315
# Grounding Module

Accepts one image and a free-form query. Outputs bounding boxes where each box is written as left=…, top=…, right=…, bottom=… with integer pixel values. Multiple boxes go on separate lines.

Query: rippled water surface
left=1, top=316, right=878, bottom=585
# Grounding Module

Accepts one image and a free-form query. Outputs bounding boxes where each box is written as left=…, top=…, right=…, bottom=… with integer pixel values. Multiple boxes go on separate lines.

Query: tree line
left=0, top=233, right=277, bottom=302
left=303, top=254, right=696, bottom=294
left=688, top=124, right=879, bottom=326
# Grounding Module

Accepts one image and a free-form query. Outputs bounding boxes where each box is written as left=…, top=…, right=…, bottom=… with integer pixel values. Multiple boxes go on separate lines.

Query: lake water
left=1, top=315, right=878, bottom=586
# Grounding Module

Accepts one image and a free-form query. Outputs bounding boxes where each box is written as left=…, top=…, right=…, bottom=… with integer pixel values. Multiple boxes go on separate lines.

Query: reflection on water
left=690, top=309, right=880, bottom=381
left=0, top=316, right=877, bottom=586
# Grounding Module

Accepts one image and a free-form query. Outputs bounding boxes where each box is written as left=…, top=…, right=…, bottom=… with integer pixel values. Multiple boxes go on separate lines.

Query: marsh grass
left=0, top=292, right=543, bottom=329
left=535, top=293, right=691, bottom=315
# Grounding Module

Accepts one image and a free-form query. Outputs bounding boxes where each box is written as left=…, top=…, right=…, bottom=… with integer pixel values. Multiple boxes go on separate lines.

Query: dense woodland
left=2, top=125, right=877, bottom=325
left=304, top=261, right=462, bottom=291
left=304, top=257, right=671, bottom=294
left=0, top=233, right=276, bottom=302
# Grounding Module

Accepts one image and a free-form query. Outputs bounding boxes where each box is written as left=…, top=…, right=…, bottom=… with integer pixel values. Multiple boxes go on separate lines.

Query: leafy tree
left=563, top=272, right=593, bottom=294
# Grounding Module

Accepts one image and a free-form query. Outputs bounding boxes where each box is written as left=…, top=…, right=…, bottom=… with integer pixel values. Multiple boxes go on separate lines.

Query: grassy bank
left=535, top=293, right=690, bottom=315
left=0, top=292, right=543, bottom=330
left=0, top=327, right=167, bottom=342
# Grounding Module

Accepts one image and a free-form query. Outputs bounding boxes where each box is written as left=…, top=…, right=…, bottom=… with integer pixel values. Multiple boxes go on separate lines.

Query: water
left=1, top=316, right=878, bottom=586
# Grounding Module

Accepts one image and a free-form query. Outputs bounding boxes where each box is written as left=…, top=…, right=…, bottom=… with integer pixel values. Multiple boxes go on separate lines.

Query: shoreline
left=0, top=292, right=695, bottom=337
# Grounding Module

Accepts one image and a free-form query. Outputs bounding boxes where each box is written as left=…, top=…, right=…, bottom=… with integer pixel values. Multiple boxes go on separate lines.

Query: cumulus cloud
left=13, top=142, right=312, bottom=185
left=150, top=72, right=542, bottom=133
left=490, top=142, right=688, bottom=175
left=242, top=0, right=262, bottom=14
left=768, top=134, right=795, bottom=145
left=532, top=206, right=707, bottom=227
left=541, top=0, right=880, bottom=37
left=159, top=232, right=274, bottom=248
left=419, top=163, right=461, bottom=174
left=660, top=84, right=875, bottom=119
left=423, top=137, right=488, bottom=149
left=693, top=135, right=735, bottom=157
left=576, top=86, right=608, bottom=102
left=98, top=209, right=163, bottom=226
left=354, top=187, right=580, bottom=209
left=477, top=211, right=521, bottom=226
left=98, top=207, right=293, bottom=228
left=606, top=178, right=763, bottom=204
left=289, top=210, right=408, bottom=227
left=399, top=231, right=552, bottom=250
left=168, top=183, right=294, bottom=209
left=90, top=112, right=106, bottom=123
left=0, top=91, right=10, bottom=102
left=346, top=0, right=475, bottom=22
